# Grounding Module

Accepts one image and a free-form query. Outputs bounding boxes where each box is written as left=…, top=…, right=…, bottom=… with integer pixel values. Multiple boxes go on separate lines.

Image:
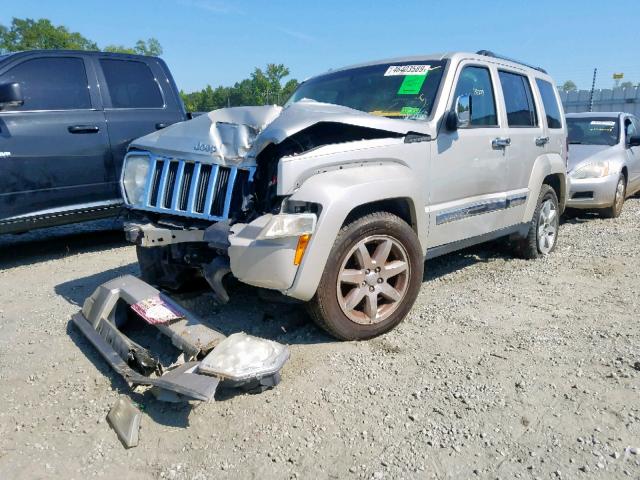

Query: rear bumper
left=566, top=173, right=618, bottom=209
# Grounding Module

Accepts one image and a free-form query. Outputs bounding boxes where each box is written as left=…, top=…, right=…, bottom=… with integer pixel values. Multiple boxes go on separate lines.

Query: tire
left=307, top=212, right=424, bottom=340
left=136, top=245, right=193, bottom=290
left=513, top=184, right=560, bottom=259
left=600, top=174, right=626, bottom=219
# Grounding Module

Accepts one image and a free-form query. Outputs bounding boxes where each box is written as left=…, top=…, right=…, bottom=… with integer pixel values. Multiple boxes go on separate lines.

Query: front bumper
left=566, top=173, right=619, bottom=209
left=125, top=214, right=305, bottom=294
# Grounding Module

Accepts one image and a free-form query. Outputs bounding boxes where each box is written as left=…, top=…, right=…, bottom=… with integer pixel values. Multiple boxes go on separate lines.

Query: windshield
left=567, top=117, right=620, bottom=146
left=286, top=60, right=447, bottom=120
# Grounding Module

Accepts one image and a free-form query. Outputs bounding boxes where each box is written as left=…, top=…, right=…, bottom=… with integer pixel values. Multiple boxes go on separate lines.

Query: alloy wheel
left=537, top=198, right=558, bottom=254
left=336, top=235, right=410, bottom=325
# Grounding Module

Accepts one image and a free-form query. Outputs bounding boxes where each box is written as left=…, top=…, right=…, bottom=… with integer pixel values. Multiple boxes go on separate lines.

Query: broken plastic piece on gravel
left=107, top=397, right=142, bottom=448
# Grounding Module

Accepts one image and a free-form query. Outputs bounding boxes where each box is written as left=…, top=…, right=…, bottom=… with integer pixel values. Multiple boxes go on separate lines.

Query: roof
left=316, top=51, right=551, bottom=80
left=566, top=112, right=624, bottom=119
left=0, top=49, right=157, bottom=60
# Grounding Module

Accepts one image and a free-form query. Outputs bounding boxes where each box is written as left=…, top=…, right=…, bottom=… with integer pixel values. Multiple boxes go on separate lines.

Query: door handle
left=155, top=122, right=169, bottom=130
left=68, top=125, right=99, bottom=134
left=492, top=137, right=511, bottom=149
left=535, top=136, right=550, bottom=146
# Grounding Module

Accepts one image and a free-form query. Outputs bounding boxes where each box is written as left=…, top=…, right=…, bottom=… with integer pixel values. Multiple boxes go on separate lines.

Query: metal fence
left=560, top=87, right=640, bottom=116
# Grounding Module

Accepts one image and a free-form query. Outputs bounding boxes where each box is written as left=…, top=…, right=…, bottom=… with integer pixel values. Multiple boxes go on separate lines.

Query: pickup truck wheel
left=514, top=184, right=559, bottom=259
left=136, top=246, right=192, bottom=290
left=600, top=174, right=626, bottom=218
left=308, top=212, right=423, bottom=340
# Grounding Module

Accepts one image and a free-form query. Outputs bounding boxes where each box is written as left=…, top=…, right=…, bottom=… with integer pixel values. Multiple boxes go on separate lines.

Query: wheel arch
left=523, top=153, right=567, bottom=220
left=282, top=164, right=427, bottom=301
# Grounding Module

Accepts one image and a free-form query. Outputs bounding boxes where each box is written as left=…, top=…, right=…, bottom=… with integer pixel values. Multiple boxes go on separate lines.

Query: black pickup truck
left=0, top=50, right=187, bottom=234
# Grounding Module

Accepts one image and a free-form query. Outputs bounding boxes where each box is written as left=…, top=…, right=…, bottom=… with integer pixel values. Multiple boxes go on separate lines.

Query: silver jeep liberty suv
left=121, top=50, right=567, bottom=340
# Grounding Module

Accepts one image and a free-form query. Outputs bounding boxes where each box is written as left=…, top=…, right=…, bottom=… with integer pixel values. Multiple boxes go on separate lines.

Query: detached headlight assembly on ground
left=257, top=213, right=317, bottom=239
left=122, top=154, right=151, bottom=204
left=199, top=332, right=290, bottom=388
left=572, top=161, right=610, bottom=179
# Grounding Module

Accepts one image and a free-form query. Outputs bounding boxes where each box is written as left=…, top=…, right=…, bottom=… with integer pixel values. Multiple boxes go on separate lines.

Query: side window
left=498, top=71, right=538, bottom=127
left=535, top=79, right=562, bottom=129
left=632, top=118, right=640, bottom=140
left=453, top=66, right=497, bottom=127
left=0, top=57, right=91, bottom=111
left=624, top=118, right=637, bottom=143
left=100, top=59, right=163, bottom=108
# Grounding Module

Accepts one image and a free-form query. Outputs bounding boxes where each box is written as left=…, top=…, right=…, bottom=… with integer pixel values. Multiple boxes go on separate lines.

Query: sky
left=3, top=0, right=640, bottom=92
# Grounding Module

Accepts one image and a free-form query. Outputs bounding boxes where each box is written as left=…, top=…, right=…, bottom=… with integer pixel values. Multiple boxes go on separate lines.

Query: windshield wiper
left=568, top=141, right=582, bottom=144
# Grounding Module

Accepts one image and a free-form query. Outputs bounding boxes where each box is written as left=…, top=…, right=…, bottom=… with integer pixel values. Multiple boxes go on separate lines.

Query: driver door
left=428, top=63, right=509, bottom=248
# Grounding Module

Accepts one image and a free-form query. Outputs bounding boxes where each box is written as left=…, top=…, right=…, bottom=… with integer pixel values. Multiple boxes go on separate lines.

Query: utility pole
left=588, top=68, right=598, bottom=112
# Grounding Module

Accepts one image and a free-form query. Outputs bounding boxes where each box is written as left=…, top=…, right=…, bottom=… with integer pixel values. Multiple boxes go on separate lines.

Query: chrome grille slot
left=132, top=152, right=255, bottom=222
left=210, top=166, right=230, bottom=216
left=163, top=161, right=179, bottom=209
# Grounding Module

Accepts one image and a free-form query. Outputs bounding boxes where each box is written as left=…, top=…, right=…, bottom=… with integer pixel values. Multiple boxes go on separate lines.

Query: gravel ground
left=0, top=201, right=639, bottom=480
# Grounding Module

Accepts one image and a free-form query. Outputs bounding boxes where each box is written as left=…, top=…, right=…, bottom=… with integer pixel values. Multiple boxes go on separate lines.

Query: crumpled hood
left=130, top=100, right=431, bottom=166
left=568, top=144, right=620, bottom=172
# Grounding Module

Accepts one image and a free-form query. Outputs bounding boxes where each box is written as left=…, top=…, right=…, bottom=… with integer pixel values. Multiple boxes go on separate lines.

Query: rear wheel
left=513, top=184, right=560, bottom=259
left=307, top=212, right=423, bottom=340
left=600, top=174, right=626, bottom=218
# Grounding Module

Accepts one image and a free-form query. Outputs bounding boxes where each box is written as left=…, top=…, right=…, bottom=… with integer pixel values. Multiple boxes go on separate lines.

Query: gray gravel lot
left=0, top=201, right=639, bottom=480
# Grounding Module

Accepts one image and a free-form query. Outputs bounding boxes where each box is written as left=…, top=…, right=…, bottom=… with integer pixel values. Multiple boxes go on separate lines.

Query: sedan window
left=567, top=117, right=619, bottom=146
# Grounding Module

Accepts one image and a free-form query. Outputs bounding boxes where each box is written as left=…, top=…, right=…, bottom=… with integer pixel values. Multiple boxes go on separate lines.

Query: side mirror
left=0, top=82, right=23, bottom=110
left=628, top=135, right=640, bottom=147
left=446, top=94, right=472, bottom=131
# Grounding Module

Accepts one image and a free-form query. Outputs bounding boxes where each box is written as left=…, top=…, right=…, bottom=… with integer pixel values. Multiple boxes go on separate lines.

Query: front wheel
left=513, top=184, right=560, bottom=259
left=600, top=174, right=626, bottom=218
left=307, top=212, right=424, bottom=340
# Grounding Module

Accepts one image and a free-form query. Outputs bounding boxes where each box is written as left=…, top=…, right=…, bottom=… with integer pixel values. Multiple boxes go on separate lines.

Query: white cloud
left=277, top=27, right=315, bottom=43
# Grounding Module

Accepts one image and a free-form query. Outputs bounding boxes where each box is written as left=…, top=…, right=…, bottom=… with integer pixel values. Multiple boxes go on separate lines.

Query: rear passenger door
left=496, top=69, right=544, bottom=226
left=94, top=57, right=184, bottom=183
left=0, top=54, right=114, bottom=220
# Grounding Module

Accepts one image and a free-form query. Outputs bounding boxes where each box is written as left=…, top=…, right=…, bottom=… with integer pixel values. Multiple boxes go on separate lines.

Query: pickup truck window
left=286, top=61, right=446, bottom=120
left=453, top=66, right=497, bottom=127
left=0, top=57, right=91, bottom=111
left=100, top=59, right=163, bottom=109
left=499, top=71, right=538, bottom=127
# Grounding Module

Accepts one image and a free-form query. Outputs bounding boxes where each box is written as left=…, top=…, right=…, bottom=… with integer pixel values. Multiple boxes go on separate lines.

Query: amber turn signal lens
left=294, top=234, right=311, bottom=265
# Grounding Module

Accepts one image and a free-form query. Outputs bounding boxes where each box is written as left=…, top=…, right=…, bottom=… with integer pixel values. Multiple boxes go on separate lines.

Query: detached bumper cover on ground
left=71, top=275, right=289, bottom=401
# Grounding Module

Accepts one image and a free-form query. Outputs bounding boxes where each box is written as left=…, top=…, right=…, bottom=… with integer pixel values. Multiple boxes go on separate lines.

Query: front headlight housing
left=257, top=213, right=317, bottom=239
left=122, top=154, right=151, bottom=204
left=572, top=161, right=610, bottom=179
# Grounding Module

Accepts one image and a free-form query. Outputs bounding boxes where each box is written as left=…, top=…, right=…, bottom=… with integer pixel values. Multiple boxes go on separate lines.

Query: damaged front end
left=72, top=275, right=289, bottom=402
left=121, top=100, right=430, bottom=300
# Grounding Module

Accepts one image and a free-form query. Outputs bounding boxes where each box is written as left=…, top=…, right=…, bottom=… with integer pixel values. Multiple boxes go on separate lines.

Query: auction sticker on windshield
left=384, top=65, right=431, bottom=76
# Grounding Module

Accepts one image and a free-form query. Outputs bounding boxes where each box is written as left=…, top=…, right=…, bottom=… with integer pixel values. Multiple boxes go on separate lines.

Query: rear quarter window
left=535, top=79, right=563, bottom=129
left=100, top=59, right=164, bottom=109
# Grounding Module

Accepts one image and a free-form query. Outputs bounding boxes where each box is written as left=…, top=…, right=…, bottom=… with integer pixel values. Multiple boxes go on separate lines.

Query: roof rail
left=475, top=50, right=548, bottom=74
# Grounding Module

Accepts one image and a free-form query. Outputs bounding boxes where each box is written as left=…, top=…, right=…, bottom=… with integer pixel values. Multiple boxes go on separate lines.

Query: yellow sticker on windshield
left=397, top=74, right=427, bottom=95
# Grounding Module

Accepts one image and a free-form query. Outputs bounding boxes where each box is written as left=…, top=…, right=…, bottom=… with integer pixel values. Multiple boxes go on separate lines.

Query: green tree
left=0, top=17, right=162, bottom=57
left=104, top=38, right=163, bottom=56
left=561, top=80, right=577, bottom=93
left=620, top=81, right=634, bottom=89
left=0, top=18, right=98, bottom=52
left=180, top=63, right=299, bottom=112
